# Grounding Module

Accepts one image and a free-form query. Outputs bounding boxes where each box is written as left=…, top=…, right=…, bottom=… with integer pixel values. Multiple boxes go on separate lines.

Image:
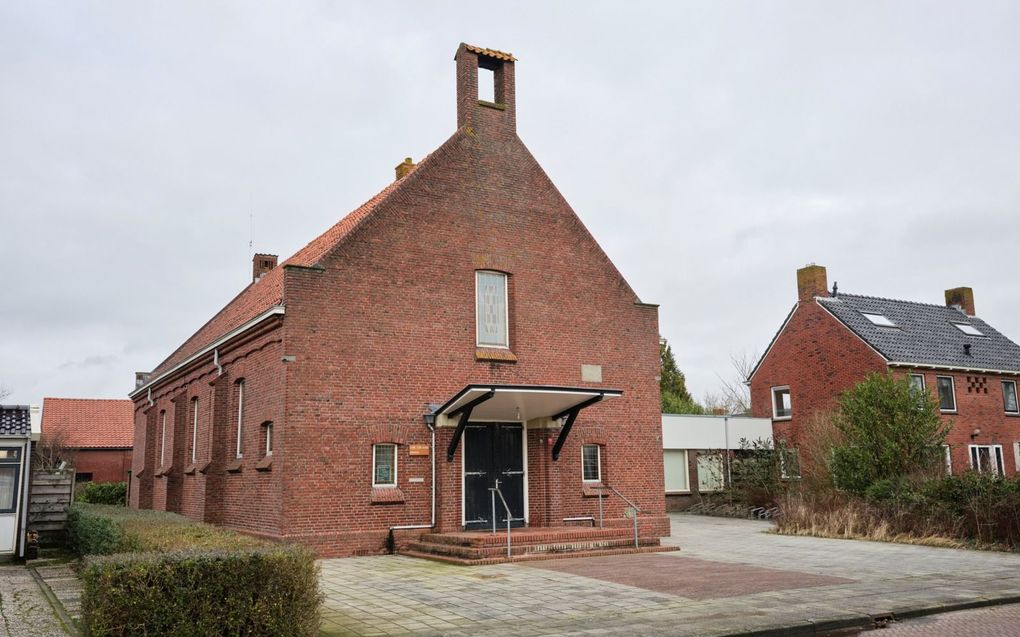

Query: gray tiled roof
left=0, top=405, right=31, bottom=437
left=817, top=293, right=1020, bottom=374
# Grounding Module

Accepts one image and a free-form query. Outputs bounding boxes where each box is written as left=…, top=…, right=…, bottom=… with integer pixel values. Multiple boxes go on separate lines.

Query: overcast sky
left=2, top=1, right=1019, bottom=406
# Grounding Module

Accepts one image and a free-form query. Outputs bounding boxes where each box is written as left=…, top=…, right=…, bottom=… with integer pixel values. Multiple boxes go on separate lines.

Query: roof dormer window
left=953, top=323, right=984, bottom=337
left=862, top=312, right=896, bottom=328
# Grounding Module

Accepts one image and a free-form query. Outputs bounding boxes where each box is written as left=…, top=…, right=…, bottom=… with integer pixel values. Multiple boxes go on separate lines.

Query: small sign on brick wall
left=408, top=444, right=430, bottom=457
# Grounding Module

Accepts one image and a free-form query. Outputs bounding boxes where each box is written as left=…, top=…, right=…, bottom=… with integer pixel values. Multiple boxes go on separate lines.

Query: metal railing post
left=506, top=514, right=511, bottom=558
left=598, top=489, right=604, bottom=528
left=632, top=510, right=639, bottom=548
left=491, top=489, right=496, bottom=534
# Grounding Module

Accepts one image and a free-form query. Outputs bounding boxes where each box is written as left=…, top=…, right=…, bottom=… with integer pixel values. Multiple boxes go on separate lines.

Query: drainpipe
left=724, top=416, right=732, bottom=486
left=17, top=437, right=31, bottom=559
left=388, top=414, right=437, bottom=546
left=213, top=349, right=223, bottom=376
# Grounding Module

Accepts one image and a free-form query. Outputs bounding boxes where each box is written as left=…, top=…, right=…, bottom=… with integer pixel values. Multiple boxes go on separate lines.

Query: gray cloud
left=2, top=1, right=1018, bottom=405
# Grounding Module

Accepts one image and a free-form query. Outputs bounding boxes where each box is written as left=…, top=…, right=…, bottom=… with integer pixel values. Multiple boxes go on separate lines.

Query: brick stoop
left=402, top=526, right=678, bottom=565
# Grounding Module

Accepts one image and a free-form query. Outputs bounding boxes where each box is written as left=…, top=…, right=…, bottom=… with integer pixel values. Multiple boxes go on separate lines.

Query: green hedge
left=67, top=506, right=126, bottom=556
left=75, top=482, right=127, bottom=505
left=80, top=547, right=322, bottom=637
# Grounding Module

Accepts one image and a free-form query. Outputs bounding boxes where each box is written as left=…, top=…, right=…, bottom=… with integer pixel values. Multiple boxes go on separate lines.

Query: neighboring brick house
left=41, top=398, right=133, bottom=484
left=750, top=264, right=1020, bottom=477
left=128, top=43, right=670, bottom=560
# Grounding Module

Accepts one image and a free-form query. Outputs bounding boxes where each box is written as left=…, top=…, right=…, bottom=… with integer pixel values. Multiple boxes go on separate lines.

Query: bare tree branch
left=704, top=351, right=759, bottom=415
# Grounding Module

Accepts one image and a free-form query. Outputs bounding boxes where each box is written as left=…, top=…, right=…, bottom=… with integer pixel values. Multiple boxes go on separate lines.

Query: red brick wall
left=72, top=449, right=131, bottom=484
left=751, top=299, right=1020, bottom=476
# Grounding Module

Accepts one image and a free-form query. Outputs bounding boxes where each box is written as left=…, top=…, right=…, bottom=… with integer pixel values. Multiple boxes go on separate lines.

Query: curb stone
left=27, top=567, right=78, bottom=637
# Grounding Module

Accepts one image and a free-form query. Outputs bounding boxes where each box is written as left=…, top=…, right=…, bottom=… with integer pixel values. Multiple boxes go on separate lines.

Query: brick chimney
left=455, top=43, right=516, bottom=137
left=945, top=287, right=975, bottom=316
left=395, top=157, right=415, bottom=180
left=797, top=264, right=829, bottom=301
left=252, top=253, right=278, bottom=283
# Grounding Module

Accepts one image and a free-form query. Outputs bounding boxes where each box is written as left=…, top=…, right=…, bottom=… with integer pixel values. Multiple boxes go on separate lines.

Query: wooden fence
left=28, top=469, right=74, bottom=546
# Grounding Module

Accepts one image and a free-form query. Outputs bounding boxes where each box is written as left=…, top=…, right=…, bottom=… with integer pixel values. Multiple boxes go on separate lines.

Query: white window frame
left=235, top=380, right=245, bottom=459
left=372, top=443, right=397, bottom=488
left=581, top=444, right=601, bottom=483
left=696, top=452, right=725, bottom=492
left=475, top=270, right=509, bottom=349
left=663, top=449, right=689, bottom=493
left=943, top=444, right=952, bottom=475
left=265, top=422, right=274, bottom=457
left=908, top=373, right=926, bottom=393
left=780, top=448, right=801, bottom=480
left=969, top=444, right=1004, bottom=477
left=936, top=376, right=957, bottom=413
left=190, top=397, right=199, bottom=464
left=1003, top=380, right=1019, bottom=415
left=159, top=410, right=167, bottom=468
left=771, top=386, right=792, bottom=420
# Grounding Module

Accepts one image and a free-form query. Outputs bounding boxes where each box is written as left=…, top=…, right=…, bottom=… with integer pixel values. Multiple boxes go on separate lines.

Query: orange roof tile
left=462, top=43, right=516, bottom=62
left=148, top=153, right=435, bottom=379
left=42, top=398, right=134, bottom=449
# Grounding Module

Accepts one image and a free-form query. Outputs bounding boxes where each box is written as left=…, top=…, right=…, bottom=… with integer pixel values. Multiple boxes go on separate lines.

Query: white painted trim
left=265, top=423, right=274, bottom=456
left=581, top=443, right=601, bottom=482
left=372, top=443, right=397, bottom=488
left=235, top=380, right=245, bottom=459
left=521, top=425, right=529, bottom=526
left=129, top=305, right=286, bottom=399
left=474, top=271, right=510, bottom=349
left=190, top=398, right=198, bottom=464
left=887, top=361, right=1020, bottom=377
left=935, top=375, right=957, bottom=413
left=663, top=449, right=690, bottom=493
left=159, top=410, right=167, bottom=468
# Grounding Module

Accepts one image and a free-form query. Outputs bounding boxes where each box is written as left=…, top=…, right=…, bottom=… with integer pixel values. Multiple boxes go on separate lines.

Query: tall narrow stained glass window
left=476, top=271, right=508, bottom=348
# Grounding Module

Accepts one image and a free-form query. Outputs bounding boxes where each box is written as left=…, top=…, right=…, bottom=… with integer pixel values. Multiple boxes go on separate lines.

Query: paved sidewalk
left=0, top=565, right=70, bottom=637
left=878, top=602, right=1020, bottom=636
left=318, top=514, right=1020, bottom=636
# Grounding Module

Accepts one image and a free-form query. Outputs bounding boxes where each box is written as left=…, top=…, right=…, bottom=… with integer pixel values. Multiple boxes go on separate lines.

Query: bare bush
left=34, top=430, right=75, bottom=472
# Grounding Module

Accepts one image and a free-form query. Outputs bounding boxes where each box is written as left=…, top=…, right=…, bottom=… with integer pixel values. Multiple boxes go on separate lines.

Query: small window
left=75, top=472, right=94, bottom=483
left=969, top=445, right=1004, bottom=476
left=373, top=444, right=397, bottom=487
left=663, top=449, right=689, bottom=492
left=581, top=444, right=601, bottom=482
left=265, top=422, right=274, bottom=456
left=862, top=313, right=896, bottom=327
left=1003, top=381, right=1019, bottom=415
left=190, top=398, right=199, bottom=464
left=476, top=271, right=509, bottom=348
left=771, top=386, right=792, bottom=419
left=937, top=376, right=956, bottom=412
left=953, top=323, right=984, bottom=336
left=0, top=448, right=20, bottom=514
left=943, top=444, right=952, bottom=475
left=696, top=453, right=724, bottom=492
left=235, top=380, right=245, bottom=459
left=780, top=449, right=801, bottom=480
left=159, top=410, right=167, bottom=467
left=908, top=374, right=925, bottom=394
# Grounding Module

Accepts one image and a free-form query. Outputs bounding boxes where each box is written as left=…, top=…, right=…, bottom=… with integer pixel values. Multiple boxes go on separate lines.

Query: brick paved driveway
left=879, top=602, right=1020, bottom=636
left=318, top=514, right=1020, bottom=636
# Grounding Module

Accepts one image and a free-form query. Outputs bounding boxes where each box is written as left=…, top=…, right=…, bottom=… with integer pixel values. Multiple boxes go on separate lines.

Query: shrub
left=76, top=482, right=127, bottom=506
left=67, top=506, right=126, bottom=556
left=80, top=546, right=322, bottom=637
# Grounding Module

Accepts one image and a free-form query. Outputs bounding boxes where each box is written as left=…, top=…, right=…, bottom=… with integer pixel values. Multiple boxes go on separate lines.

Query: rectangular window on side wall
left=190, top=398, right=199, bottom=464
left=1003, top=380, right=1019, bottom=415
left=0, top=448, right=22, bottom=513
left=943, top=444, right=953, bottom=475
left=373, top=444, right=396, bottom=487
left=581, top=444, right=601, bottom=482
left=159, top=410, right=167, bottom=468
left=265, top=422, right=274, bottom=456
left=663, top=449, right=689, bottom=492
left=475, top=271, right=509, bottom=348
left=771, top=386, right=792, bottom=420
left=936, top=376, right=956, bottom=412
left=969, top=444, right=1004, bottom=476
left=697, top=453, right=724, bottom=492
left=235, top=380, right=245, bottom=459
left=908, top=373, right=926, bottom=395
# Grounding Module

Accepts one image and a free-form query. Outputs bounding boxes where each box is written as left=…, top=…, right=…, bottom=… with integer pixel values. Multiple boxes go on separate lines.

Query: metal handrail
left=595, top=485, right=642, bottom=548
left=488, top=484, right=512, bottom=559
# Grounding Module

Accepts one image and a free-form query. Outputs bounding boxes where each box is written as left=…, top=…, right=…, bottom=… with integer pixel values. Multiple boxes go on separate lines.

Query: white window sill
left=665, top=490, right=691, bottom=495
left=772, top=416, right=792, bottom=422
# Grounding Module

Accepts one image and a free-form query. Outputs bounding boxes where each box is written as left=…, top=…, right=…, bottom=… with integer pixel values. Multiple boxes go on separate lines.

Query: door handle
left=464, top=471, right=486, bottom=477
left=502, top=470, right=524, bottom=476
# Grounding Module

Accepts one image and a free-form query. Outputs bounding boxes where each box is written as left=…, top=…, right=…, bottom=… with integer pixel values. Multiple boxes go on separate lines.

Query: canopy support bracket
left=445, top=389, right=495, bottom=461
left=551, top=393, right=604, bottom=461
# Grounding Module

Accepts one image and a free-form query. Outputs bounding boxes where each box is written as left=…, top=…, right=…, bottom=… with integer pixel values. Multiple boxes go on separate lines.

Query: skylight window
left=862, top=313, right=896, bottom=328
left=953, top=323, right=984, bottom=336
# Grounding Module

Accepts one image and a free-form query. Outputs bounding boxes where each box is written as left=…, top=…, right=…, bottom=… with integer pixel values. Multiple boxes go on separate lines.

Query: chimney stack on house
left=252, top=253, right=278, bottom=283
left=455, top=43, right=517, bottom=137
left=395, top=157, right=415, bottom=180
left=797, top=264, right=829, bottom=302
left=945, top=287, right=976, bottom=316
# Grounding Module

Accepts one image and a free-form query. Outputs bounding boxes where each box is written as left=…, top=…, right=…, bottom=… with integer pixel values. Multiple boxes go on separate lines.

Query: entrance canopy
left=433, top=384, right=622, bottom=462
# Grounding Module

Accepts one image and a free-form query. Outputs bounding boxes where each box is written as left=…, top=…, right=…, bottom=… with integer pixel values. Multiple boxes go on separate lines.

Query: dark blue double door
left=463, top=423, right=526, bottom=530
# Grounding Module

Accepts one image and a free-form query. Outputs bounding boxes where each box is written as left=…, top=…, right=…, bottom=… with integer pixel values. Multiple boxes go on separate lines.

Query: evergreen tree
left=660, top=340, right=702, bottom=414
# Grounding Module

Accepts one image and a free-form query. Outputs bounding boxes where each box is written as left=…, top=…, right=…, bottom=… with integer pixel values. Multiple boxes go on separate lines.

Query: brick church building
left=129, top=44, right=670, bottom=559
left=750, top=264, right=1020, bottom=477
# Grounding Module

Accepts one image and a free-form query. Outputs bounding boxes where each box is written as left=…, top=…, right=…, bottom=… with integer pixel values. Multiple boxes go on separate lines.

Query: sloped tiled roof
left=818, top=293, right=1020, bottom=374
left=462, top=43, right=516, bottom=62
left=41, top=398, right=134, bottom=449
left=0, top=406, right=31, bottom=437
left=149, top=153, right=436, bottom=379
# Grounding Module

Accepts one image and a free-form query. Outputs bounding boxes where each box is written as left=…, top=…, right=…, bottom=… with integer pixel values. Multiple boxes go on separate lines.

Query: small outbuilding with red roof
left=41, top=398, right=133, bottom=484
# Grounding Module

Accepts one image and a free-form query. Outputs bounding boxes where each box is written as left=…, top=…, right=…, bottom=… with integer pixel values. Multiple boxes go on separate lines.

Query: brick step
left=408, top=535, right=661, bottom=560
left=401, top=544, right=679, bottom=566
left=418, top=527, right=633, bottom=548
